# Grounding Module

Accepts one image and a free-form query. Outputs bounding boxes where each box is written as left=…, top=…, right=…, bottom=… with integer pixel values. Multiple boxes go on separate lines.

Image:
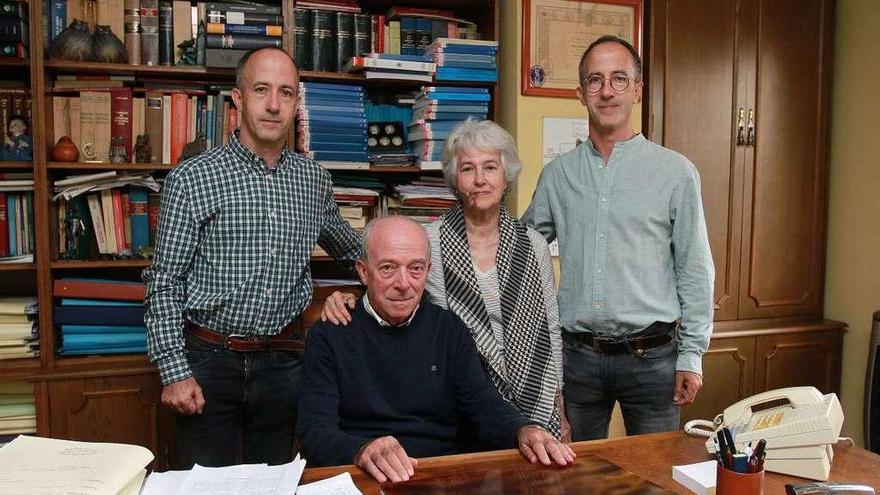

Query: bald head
left=361, top=216, right=431, bottom=262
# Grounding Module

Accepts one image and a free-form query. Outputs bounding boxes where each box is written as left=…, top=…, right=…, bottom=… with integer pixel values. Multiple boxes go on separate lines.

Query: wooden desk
left=300, top=431, right=880, bottom=494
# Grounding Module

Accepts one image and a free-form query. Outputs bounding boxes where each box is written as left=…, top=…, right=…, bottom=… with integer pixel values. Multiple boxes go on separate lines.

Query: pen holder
left=716, top=463, right=764, bottom=495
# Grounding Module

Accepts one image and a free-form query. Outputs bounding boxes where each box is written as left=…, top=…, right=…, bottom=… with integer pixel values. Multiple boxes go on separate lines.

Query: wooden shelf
left=50, top=259, right=152, bottom=269
left=48, top=161, right=175, bottom=171
left=45, top=59, right=236, bottom=79
left=0, top=161, right=33, bottom=169
left=0, top=357, right=41, bottom=380
left=47, top=353, right=155, bottom=378
left=0, top=56, right=28, bottom=67
left=0, top=262, right=35, bottom=271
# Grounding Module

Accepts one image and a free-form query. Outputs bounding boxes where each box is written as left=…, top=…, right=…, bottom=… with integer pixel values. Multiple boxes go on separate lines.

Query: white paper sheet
left=296, top=472, right=363, bottom=495
left=173, top=455, right=306, bottom=495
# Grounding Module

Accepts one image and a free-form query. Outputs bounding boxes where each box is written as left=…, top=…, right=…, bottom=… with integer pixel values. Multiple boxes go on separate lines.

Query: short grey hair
left=360, top=216, right=431, bottom=261
left=441, top=118, right=522, bottom=195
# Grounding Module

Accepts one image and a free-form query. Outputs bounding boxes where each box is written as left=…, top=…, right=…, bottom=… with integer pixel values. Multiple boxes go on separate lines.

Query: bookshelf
left=2, top=0, right=499, bottom=470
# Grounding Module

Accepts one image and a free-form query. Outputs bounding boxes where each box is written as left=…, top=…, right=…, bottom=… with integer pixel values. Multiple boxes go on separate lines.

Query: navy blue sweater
left=296, top=300, right=531, bottom=466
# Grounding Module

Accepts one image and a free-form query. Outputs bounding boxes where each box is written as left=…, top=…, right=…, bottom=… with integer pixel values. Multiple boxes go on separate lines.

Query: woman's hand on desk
left=517, top=425, right=576, bottom=467
left=321, top=291, right=356, bottom=325
left=354, top=435, right=419, bottom=483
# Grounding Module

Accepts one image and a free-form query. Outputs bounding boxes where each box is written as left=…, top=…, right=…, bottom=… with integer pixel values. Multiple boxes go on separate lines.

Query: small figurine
left=3, top=116, right=32, bottom=161
left=134, top=134, right=152, bottom=163
left=179, top=134, right=207, bottom=163
left=109, top=135, right=127, bottom=163
left=177, top=39, right=197, bottom=66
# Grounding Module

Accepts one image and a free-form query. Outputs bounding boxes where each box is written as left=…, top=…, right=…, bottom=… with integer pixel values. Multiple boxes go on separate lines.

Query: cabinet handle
left=747, top=109, right=756, bottom=146
left=736, top=108, right=746, bottom=145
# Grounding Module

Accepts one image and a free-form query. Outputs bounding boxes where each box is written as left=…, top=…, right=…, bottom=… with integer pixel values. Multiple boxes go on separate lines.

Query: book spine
left=205, top=33, right=281, bottom=49
left=400, top=17, right=416, bottom=55
left=0, top=191, right=6, bottom=258
left=6, top=193, right=14, bottom=256
left=170, top=93, right=187, bottom=164
left=172, top=0, right=191, bottom=64
left=204, top=2, right=282, bottom=15
left=207, top=11, right=283, bottom=25
left=110, top=89, right=133, bottom=161
left=311, top=10, right=334, bottom=72
left=415, top=18, right=432, bottom=50
left=205, top=22, right=281, bottom=36
left=100, top=190, right=117, bottom=254
left=387, top=20, right=400, bottom=55
left=148, top=192, right=160, bottom=247
left=124, top=0, right=141, bottom=64
left=334, top=12, right=353, bottom=72
left=144, top=92, right=163, bottom=163
left=158, top=1, right=173, bottom=65
left=140, top=0, right=160, bottom=66
left=50, top=0, right=67, bottom=41
left=293, top=8, right=312, bottom=70
left=122, top=191, right=132, bottom=255
left=352, top=13, right=371, bottom=57
left=161, top=94, right=171, bottom=163
left=129, top=187, right=149, bottom=255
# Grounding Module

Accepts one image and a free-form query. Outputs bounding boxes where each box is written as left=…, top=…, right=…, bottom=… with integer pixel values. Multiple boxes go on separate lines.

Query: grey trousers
left=562, top=334, right=680, bottom=441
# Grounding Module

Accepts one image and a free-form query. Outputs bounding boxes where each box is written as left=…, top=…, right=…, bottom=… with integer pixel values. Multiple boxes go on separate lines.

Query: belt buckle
left=224, top=333, right=258, bottom=351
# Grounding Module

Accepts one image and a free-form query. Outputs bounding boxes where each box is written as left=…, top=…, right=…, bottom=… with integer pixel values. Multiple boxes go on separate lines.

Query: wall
left=825, top=0, right=880, bottom=444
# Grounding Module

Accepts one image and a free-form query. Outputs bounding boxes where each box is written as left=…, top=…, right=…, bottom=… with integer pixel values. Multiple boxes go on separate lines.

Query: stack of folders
left=53, top=278, right=148, bottom=356
left=409, top=86, right=490, bottom=170
left=0, top=296, right=38, bottom=359
left=0, top=381, right=35, bottom=443
left=391, top=177, right=456, bottom=225
left=204, top=1, right=284, bottom=67
left=0, top=435, right=153, bottom=495
left=297, top=82, right=369, bottom=169
left=427, top=38, right=499, bottom=82
left=343, top=53, right=436, bottom=82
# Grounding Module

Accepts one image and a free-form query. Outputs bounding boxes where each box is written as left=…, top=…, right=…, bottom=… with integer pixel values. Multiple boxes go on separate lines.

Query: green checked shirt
left=143, top=132, right=362, bottom=386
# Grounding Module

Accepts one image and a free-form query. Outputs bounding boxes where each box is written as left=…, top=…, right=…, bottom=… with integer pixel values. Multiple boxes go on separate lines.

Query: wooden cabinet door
left=44, top=373, right=176, bottom=470
left=737, top=0, right=834, bottom=318
left=754, top=330, right=842, bottom=395
left=680, top=335, right=755, bottom=427
left=647, top=0, right=744, bottom=320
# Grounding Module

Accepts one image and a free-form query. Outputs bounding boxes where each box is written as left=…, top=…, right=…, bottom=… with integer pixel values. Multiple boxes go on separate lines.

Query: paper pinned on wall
left=541, top=117, right=589, bottom=257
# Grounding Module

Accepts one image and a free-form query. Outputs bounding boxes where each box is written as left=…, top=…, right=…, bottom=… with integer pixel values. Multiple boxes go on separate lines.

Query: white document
left=672, top=460, right=717, bottom=495
left=0, top=435, right=154, bottom=495
left=174, top=455, right=306, bottom=495
left=296, top=472, right=363, bottom=495
left=140, top=470, right=191, bottom=495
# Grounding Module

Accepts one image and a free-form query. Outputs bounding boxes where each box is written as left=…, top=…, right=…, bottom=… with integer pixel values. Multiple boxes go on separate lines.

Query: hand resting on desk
left=354, top=436, right=419, bottom=483
left=517, top=425, right=576, bottom=466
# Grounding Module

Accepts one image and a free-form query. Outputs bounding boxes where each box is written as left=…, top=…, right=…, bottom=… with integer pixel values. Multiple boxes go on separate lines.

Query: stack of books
left=0, top=0, right=28, bottom=59
left=344, top=53, right=435, bottom=82
left=0, top=382, right=35, bottom=442
left=428, top=38, right=499, bottom=82
left=391, top=177, right=455, bottom=225
left=205, top=1, right=283, bottom=68
left=0, top=180, right=34, bottom=263
left=53, top=278, right=148, bottom=356
left=0, top=296, right=37, bottom=360
left=408, top=86, right=490, bottom=170
left=297, top=82, right=368, bottom=168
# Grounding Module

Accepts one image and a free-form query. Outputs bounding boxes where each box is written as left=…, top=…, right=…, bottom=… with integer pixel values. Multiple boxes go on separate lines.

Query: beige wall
left=825, top=0, right=880, bottom=444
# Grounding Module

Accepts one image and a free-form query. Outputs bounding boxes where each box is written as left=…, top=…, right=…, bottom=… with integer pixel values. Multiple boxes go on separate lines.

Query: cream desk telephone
left=685, top=386, right=845, bottom=481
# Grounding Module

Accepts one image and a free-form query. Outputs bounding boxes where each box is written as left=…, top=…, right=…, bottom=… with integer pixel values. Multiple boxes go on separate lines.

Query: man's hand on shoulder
left=161, top=377, right=205, bottom=415
left=320, top=291, right=357, bottom=325
left=517, top=425, right=576, bottom=467
left=354, top=436, right=418, bottom=483
left=673, top=370, right=703, bottom=405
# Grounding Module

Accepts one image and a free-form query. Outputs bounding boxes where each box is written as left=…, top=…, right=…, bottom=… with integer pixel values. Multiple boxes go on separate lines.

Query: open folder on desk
left=0, top=435, right=153, bottom=495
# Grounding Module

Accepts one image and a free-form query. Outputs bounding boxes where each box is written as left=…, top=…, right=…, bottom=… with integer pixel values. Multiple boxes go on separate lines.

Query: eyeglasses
left=582, top=72, right=638, bottom=94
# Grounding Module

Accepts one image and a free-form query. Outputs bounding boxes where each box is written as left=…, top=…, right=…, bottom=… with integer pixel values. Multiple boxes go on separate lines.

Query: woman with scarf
left=322, top=119, right=568, bottom=441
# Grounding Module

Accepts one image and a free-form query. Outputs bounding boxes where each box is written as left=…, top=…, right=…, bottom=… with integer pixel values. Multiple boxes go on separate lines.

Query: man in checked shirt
left=143, top=47, right=362, bottom=468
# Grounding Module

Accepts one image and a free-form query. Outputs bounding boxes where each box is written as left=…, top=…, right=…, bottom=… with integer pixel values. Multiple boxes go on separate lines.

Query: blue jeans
left=562, top=333, right=680, bottom=441
left=174, top=332, right=303, bottom=468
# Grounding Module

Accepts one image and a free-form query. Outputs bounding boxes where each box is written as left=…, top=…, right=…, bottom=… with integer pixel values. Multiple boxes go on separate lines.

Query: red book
left=386, top=6, right=454, bottom=19
left=53, top=279, right=147, bottom=301
left=112, top=189, right=127, bottom=255
left=333, top=193, right=377, bottom=206
left=169, top=92, right=189, bottom=164
left=121, top=191, right=132, bottom=255
left=372, top=14, right=385, bottom=53
left=0, top=191, right=8, bottom=257
left=110, top=88, right=134, bottom=161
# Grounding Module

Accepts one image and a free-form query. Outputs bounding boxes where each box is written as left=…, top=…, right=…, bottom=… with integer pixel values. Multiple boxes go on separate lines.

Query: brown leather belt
left=186, top=321, right=304, bottom=352
left=565, top=321, right=677, bottom=355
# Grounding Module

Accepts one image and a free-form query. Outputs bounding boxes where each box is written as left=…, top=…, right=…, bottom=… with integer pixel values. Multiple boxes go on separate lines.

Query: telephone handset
left=685, top=386, right=844, bottom=481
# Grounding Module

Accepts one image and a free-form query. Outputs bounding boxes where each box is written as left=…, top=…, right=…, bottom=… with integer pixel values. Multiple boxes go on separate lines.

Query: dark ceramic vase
left=93, top=25, right=128, bottom=64
left=49, top=20, right=95, bottom=61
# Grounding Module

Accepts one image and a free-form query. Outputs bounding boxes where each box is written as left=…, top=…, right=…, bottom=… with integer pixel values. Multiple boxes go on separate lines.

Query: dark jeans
left=175, top=332, right=303, bottom=468
left=563, top=333, right=680, bottom=441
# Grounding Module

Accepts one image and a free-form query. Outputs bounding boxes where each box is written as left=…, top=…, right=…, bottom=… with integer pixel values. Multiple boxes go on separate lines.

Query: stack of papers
left=0, top=382, right=35, bottom=441
left=142, top=456, right=306, bottom=495
left=672, top=460, right=717, bottom=495
left=0, top=296, right=38, bottom=359
left=0, top=435, right=153, bottom=495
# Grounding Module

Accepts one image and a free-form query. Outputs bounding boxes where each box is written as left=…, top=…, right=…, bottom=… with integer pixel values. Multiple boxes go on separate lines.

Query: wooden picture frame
left=522, top=0, right=643, bottom=98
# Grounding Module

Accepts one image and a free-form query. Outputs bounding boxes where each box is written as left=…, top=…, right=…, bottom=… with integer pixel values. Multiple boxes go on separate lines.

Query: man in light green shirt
left=523, top=35, right=714, bottom=440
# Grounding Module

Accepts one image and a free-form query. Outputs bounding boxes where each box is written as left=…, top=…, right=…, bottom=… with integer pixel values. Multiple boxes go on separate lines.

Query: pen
left=716, top=430, right=729, bottom=469
left=751, top=439, right=767, bottom=472
left=722, top=427, right=736, bottom=467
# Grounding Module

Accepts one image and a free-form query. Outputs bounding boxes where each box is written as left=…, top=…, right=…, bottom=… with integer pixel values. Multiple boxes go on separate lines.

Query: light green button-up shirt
left=523, top=134, right=714, bottom=375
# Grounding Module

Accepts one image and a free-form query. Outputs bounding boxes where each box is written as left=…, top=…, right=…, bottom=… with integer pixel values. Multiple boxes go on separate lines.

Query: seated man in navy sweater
left=297, top=216, right=575, bottom=483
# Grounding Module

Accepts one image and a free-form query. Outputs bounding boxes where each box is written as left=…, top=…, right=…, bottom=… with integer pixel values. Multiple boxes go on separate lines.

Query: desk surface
left=300, top=431, right=880, bottom=494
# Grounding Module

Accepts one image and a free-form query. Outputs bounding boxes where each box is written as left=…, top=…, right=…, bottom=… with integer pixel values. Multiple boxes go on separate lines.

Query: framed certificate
left=522, top=0, right=642, bottom=98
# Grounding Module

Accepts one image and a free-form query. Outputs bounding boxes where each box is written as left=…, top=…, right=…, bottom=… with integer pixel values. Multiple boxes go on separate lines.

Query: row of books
left=56, top=181, right=161, bottom=260
left=53, top=278, right=147, bottom=356
left=0, top=382, right=35, bottom=439
left=0, top=296, right=38, bottom=361
left=53, top=85, right=238, bottom=165
left=0, top=190, right=34, bottom=262
left=0, top=0, right=27, bottom=58
left=292, top=5, right=481, bottom=73
left=297, top=82, right=369, bottom=167
left=409, top=86, right=491, bottom=170
left=202, top=0, right=283, bottom=68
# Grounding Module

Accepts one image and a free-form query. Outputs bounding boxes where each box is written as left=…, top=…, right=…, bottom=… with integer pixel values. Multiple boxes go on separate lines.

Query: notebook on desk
left=378, top=455, right=674, bottom=495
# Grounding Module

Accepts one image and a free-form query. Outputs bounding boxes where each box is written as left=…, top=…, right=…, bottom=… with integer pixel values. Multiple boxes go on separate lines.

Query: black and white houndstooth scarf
left=439, top=204, right=560, bottom=437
